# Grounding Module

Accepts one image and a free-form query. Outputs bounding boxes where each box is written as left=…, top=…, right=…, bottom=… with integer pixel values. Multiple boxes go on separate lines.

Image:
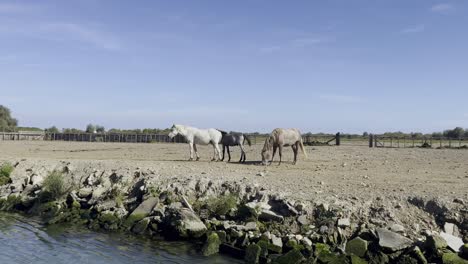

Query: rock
left=426, top=233, right=448, bottom=255
left=301, top=237, right=312, bottom=247
left=376, top=228, right=413, bottom=252
left=245, top=244, right=261, bottom=264
left=30, top=174, right=43, bottom=186
left=346, top=237, right=368, bottom=257
left=390, top=224, right=405, bottom=233
left=202, top=232, right=220, bottom=256
left=88, top=186, right=107, bottom=205
left=338, top=218, right=351, bottom=227
left=163, top=208, right=207, bottom=238
left=245, top=222, right=258, bottom=231
left=412, top=246, right=428, bottom=264
left=269, top=235, right=283, bottom=253
left=351, top=255, right=368, bottom=264
left=132, top=218, right=150, bottom=234
left=440, top=232, right=464, bottom=253
left=462, top=244, right=468, bottom=258
left=78, top=187, right=93, bottom=198
left=272, top=249, right=304, bottom=264
left=297, top=215, right=309, bottom=226
left=368, top=251, right=389, bottom=264
left=131, top=197, right=159, bottom=217
left=215, top=230, right=227, bottom=243
left=442, top=253, right=468, bottom=264
left=319, top=225, right=329, bottom=234
left=444, top=223, right=460, bottom=237
left=259, top=210, right=284, bottom=222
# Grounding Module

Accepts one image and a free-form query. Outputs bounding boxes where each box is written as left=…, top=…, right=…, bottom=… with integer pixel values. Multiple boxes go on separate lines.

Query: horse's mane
left=217, top=129, right=227, bottom=135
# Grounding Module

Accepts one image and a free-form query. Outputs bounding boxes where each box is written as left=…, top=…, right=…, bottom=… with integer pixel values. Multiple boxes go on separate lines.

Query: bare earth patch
left=1, top=141, right=466, bottom=202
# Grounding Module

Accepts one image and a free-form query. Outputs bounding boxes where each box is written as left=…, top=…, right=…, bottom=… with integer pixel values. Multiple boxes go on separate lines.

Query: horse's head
left=168, top=124, right=180, bottom=138
left=261, top=137, right=274, bottom=165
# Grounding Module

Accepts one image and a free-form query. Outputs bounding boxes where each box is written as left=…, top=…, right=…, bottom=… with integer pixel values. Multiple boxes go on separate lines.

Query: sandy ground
left=1, top=141, right=467, bottom=203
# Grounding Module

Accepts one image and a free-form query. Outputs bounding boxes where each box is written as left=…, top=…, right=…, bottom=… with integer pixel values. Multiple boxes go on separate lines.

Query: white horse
left=168, top=124, right=223, bottom=161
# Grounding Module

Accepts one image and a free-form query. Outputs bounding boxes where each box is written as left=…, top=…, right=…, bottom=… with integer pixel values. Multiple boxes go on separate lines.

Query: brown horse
left=261, top=128, right=307, bottom=165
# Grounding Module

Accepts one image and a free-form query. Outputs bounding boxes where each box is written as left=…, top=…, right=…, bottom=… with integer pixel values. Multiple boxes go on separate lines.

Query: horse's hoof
left=196, top=157, right=200, bottom=161
left=188, top=158, right=193, bottom=161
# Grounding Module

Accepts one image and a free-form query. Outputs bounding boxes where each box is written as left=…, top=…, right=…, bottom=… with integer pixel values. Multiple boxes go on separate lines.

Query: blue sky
left=1, top=0, right=467, bottom=133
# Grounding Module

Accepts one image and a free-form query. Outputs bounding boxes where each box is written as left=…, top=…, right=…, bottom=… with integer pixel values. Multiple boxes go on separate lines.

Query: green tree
left=0, top=105, right=18, bottom=132
left=46, top=126, right=60, bottom=133
left=444, top=127, right=465, bottom=138
left=96, top=125, right=105, bottom=133
left=86, top=124, right=96, bottom=133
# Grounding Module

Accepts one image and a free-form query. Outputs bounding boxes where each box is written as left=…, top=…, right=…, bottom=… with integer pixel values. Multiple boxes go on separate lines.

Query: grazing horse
left=261, top=128, right=308, bottom=165
left=168, top=124, right=223, bottom=161
left=219, top=131, right=252, bottom=163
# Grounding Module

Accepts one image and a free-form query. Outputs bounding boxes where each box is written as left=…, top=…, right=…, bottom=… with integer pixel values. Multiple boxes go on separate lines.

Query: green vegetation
left=0, top=195, right=22, bottom=211
left=0, top=162, right=14, bottom=186
left=194, top=194, right=238, bottom=216
left=0, top=105, right=18, bottom=132
left=45, top=126, right=60, bottom=133
left=42, top=170, right=67, bottom=201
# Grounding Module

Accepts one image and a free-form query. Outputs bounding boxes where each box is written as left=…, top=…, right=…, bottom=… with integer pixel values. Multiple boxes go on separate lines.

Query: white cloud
left=319, top=94, right=363, bottom=104
left=431, top=3, right=454, bottom=13
left=401, top=24, right=425, bottom=34
left=39, top=23, right=121, bottom=51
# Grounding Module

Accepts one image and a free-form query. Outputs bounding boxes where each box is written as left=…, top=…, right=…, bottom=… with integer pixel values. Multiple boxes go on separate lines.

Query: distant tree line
left=1, top=105, right=467, bottom=138
left=378, top=127, right=468, bottom=139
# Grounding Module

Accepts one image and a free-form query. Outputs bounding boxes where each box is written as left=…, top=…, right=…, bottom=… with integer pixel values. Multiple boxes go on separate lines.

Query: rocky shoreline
left=1, top=159, right=467, bottom=263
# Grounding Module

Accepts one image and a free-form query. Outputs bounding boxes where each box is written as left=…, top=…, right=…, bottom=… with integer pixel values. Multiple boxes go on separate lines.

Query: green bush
left=206, top=194, right=237, bottom=216
left=42, top=171, right=66, bottom=201
left=0, top=163, right=14, bottom=186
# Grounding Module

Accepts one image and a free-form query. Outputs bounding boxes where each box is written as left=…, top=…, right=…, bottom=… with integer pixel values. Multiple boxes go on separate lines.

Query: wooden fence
left=303, top=133, right=341, bottom=146
left=1, top=132, right=45, bottom=141
left=369, top=134, right=468, bottom=149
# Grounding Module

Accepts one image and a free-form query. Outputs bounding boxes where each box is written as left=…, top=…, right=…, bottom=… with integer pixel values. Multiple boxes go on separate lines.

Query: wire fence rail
left=369, top=134, right=468, bottom=149
left=2, top=131, right=466, bottom=149
left=1, top=132, right=343, bottom=146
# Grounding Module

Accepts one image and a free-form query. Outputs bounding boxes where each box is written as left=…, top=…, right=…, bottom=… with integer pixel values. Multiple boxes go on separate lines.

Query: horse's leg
left=193, top=144, right=200, bottom=161
left=211, top=143, right=216, bottom=161
left=278, top=145, right=283, bottom=165
left=292, top=143, right=298, bottom=165
left=239, top=144, right=245, bottom=163
left=227, top=146, right=231, bottom=162
left=271, top=145, right=277, bottom=163
left=188, top=143, right=194, bottom=161
left=221, top=145, right=225, bottom=161
left=216, top=143, right=222, bottom=161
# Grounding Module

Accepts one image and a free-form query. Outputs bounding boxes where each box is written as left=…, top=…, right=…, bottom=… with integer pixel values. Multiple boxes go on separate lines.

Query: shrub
left=42, top=170, right=66, bottom=201
left=206, top=194, right=237, bottom=216
left=0, top=163, right=13, bottom=186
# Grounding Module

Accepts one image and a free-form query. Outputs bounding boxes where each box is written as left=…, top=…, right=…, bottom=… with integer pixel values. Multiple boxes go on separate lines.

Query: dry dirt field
left=1, top=140, right=467, bottom=203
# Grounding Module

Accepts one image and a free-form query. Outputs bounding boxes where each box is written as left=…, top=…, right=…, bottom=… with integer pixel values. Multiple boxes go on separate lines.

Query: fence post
left=335, top=132, right=341, bottom=146
left=369, top=134, right=373, bottom=148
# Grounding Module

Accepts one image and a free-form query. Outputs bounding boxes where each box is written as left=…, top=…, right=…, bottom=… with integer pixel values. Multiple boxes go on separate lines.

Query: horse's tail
left=299, top=137, right=308, bottom=159
left=243, top=134, right=252, bottom=146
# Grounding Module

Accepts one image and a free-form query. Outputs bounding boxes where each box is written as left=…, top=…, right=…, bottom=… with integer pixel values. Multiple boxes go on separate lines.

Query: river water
left=0, top=212, right=239, bottom=264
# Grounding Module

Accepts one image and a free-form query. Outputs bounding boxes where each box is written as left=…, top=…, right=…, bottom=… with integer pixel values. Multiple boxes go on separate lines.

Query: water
left=0, top=212, right=240, bottom=264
